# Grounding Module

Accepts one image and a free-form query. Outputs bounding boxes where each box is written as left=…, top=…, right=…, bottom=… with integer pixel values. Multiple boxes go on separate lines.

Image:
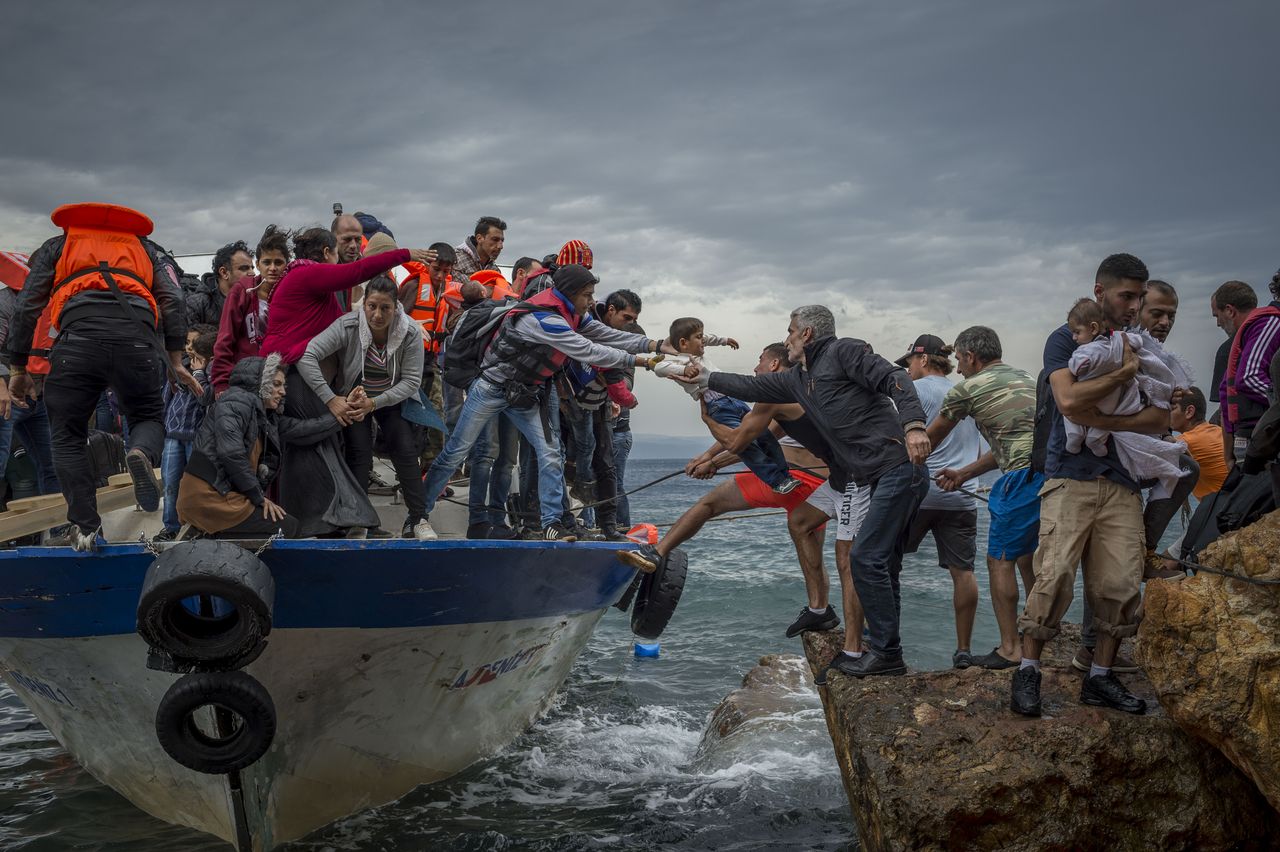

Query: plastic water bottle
left=633, top=639, right=660, bottom=658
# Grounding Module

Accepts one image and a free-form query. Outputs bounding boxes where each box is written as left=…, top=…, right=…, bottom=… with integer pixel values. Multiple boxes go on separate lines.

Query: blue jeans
left=849, top=461, right=929, bottom=656
left=518, top=382, right=573, bottom=527
left=0, top=399, right=60, bottom=496
left=161, top=438, right=194, bottom=531
left=423, top=378, right=566, bottom=529
left=705, top=396, right=789, bottom=487
left=612, top=427, right=633, bottom=528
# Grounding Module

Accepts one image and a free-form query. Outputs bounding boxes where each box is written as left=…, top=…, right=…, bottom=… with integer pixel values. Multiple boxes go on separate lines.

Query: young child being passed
left=1064, top=298, right=1187, bottom=498
left=654, top=317, right=800, bottom=495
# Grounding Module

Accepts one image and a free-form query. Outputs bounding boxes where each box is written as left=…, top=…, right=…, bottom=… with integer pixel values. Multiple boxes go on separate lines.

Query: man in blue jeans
left=417, top=265, right=673, bottom=541
left=598, top=291, right=644, bottom=529
left=679, top=305, right=932, bottom=678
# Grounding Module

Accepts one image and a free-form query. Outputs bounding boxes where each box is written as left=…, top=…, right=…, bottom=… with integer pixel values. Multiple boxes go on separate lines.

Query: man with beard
left=453, top=216, right=505, bottom=281
left=187, top=241, right=252, bottom=327
left=1013, top=253, right=1165, bottom=717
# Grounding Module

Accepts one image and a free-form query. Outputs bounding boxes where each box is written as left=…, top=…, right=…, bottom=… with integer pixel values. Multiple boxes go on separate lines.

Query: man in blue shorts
left=926, top=325, right=1041, bottom=668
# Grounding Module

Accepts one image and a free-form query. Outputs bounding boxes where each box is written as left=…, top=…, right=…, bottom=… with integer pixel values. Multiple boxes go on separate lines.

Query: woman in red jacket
left=211, top=224, right=290, bottom=395
left=262, top=227, right=434, bottom=536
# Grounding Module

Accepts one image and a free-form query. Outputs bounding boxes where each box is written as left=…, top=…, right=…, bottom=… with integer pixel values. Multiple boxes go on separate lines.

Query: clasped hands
left=326, top=386, right=375, bottom=426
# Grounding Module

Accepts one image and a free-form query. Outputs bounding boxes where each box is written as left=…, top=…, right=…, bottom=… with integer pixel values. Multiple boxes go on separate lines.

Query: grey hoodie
left=298, top=304, right=424, bottom=410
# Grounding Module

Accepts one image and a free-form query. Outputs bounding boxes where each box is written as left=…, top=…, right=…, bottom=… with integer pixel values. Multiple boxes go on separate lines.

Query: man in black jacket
left=186, top=241, right=252, bottom=327
left=681, top=305, right=931, bottom=678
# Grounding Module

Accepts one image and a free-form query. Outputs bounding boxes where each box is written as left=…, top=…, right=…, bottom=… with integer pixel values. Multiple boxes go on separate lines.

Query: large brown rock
left=803, top=625, right=1278, bottom=851
left=1138, top=508, right=1280, bottom=812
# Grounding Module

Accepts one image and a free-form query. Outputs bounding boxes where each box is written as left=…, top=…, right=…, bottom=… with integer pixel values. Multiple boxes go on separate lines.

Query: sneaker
left=952, top=649, right=977, bottom=669
left=413, top=520, right=437, bottom=541
left=580, top=527, right=607, bottom=542
left=569, top=479, right=598, bottom=504
left=1010, top=666, right=1042, bottom=716
left=486, top=523, right=518, bottom=540
left=125, top=448, right=160, bottom=512
left=367, top=527, right=394, bottom=539
left=401, top=516, right=416, bottom=538
left=618, top=543, right=661, bottom=573
left=828, top=649, right=907, bottom=679
left=542, top=523, right=577, bottom=542
left=466, top=522, right=492, bottom=540
left=69, top=526, right=103, bottom=553
left=152, top=528, right=179, bottom=543
left=772, top=476, right=801, bottom=495
left=1080, top=672, right=1147, bottom=714
left=1071, top=647, right=1138, bottom=675
left=785, top=605, right=840, bottom=638
left=976, top=648, right=1020, bottom=670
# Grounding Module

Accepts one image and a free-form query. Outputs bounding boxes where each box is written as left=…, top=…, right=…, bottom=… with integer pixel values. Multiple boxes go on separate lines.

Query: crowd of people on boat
left=1, top=202, right=1277, bottom=717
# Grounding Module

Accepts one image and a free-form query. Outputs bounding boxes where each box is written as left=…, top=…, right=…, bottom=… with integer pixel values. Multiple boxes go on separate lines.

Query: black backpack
left=1030, top=367, right=1054, bottom=475
left=441, top=299, right=534, bottom=389
left=1181, top=467, right=1277, bottom=562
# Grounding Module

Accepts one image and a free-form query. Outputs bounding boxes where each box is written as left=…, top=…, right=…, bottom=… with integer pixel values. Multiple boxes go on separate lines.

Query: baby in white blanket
left=1064, top=299, right=1193, bottom=498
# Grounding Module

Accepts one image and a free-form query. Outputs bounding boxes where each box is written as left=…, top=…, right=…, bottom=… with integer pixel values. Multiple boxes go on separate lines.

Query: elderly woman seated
left=176, top=353, right=342, bottom=539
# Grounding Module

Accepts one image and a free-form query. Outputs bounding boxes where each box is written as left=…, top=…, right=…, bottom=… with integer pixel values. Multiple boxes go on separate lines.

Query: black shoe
left=1080, top=672, right=1147, bottom=714
left=601, top=526, right=630, bottom=542
left=367, top=527, right=394, bottom=539
left=785, top=606, right=840, bottom=638
left=487, top=523, right=518, bottom=540
left=401, top=516, right=417, bottom=538
left=152, top=528, right=179, bottom=543
left=828, top=649, right=907, bottom=679
left=542, top=523, right=577, bottom=542
left=618, top=543, right=661, bottom=573
left=126, top=448, right=160, bottom=512
left=977, top=648, right=1020, bottom=670
left=952, top=649, right=977, bottom=669
left=813, top=653, right=842, bottom=686
left=1010, top=666, right=1042, bottom=716
left=466, top=522, right=492, bottom=540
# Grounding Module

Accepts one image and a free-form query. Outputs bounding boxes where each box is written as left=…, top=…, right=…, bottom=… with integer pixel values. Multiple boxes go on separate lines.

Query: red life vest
left=1, top=251, right=56, bottom=376
left=485, top=287, right=582, bottom=386
left=1225, top=305, right=1280, bottom=430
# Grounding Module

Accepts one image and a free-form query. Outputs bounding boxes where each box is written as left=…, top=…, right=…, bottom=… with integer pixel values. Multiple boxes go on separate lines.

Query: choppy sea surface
left=1, top=458, right=1129, bottom=851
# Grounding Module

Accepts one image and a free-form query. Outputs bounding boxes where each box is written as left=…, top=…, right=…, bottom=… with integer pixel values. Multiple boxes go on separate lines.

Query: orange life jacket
left=0, top=251, right=56, bottom=376
left=47, top=203, right=157, bottom=332
left=402, top=264, right=449, bottom=354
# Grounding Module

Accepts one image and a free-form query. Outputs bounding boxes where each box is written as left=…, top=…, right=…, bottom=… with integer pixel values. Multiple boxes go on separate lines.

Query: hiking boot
left=1010, top=666, right=1042, bottom=716
left=542, top=523, right=577, bottom=542
left=785, top=605, right=839, bottom=638
left=125, top=448, right=160, bottom=512
left=579, top=527, right=607, bottom=542
left=600, top=526, right=631, bottom=542
left=976, top=648, right=1020, bottom=670
left=828, top=649, right=907, bottom=679
left=487, top=523, right=518, bottom=540
left=772, top=476, right=801, bottom=495
left=618, top=544, right=661, bottom=573
left=466, top=522, right=492, bottom=540
left=1072, top=647, right=1138, bottom=674
left=569, top=479, right=598, bottom=505
left=952, top=649, right=978, bottom=670
left=152, top=528, right=179, bottom=543
left=1080, top=672, right=1147, bottom=714
left=1144, top=549, right=1185, bottom=581
left=69, top=526, right=103, bottom=553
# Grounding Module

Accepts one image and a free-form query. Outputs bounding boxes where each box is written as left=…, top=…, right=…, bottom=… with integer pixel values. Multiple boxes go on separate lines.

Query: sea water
left=0, top=458, right=1120, bottom=850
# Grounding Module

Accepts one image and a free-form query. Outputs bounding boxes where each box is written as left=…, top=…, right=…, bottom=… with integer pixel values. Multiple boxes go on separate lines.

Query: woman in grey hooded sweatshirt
left=300, top=275, right=427, bottom=539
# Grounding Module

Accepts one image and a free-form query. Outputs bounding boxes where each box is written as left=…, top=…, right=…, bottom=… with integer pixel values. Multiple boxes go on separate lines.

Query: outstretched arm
left=706, top=369, right=797, bottom=404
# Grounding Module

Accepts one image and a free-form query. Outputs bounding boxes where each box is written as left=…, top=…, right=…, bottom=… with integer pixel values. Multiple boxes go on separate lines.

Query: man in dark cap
left=415, top=265, right=676, bottom=541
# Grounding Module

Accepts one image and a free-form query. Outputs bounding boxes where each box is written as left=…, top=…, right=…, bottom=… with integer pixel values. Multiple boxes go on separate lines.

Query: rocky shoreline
left=801, top=620, right=1279, bottom=851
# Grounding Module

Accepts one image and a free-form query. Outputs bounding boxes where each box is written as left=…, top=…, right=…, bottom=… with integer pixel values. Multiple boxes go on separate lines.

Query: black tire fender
left=630, top=547, right=687, bottom=640
left=155, top=671, right=276, bottom=774
left=137, top=539, right=274, bottom=669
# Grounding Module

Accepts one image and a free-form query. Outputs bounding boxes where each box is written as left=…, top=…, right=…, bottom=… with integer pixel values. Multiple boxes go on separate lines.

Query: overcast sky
left=3, top=1, right=1276, bottom=437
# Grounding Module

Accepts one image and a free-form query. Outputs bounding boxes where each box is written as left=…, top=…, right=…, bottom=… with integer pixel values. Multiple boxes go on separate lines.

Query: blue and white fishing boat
left=0, top=488, right=685, bottom=850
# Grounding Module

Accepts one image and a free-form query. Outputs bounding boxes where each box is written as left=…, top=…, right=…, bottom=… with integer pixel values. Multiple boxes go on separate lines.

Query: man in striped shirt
left=1214, top=280, right=1280, bottom=468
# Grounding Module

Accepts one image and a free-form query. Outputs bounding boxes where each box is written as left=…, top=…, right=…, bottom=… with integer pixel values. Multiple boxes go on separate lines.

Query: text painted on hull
left=449, top=643, right=549, bottom=690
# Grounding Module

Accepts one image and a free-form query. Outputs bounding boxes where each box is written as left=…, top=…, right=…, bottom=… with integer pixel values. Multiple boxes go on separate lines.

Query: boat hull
left=0, top=539, right=635, bottom=849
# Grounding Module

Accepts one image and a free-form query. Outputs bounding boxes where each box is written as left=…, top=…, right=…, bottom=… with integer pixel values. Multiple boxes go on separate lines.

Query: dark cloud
left=3, top=0, right=1276, bottom=432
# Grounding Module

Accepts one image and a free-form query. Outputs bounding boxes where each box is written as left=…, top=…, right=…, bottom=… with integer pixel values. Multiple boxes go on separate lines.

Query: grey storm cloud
left=2, top=0, right=1277, bottom=434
